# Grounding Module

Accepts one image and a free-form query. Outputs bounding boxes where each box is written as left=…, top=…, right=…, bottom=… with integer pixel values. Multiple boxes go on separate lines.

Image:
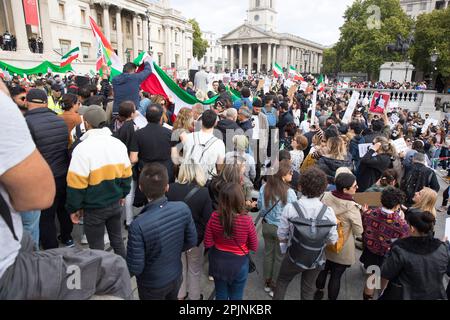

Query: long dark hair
left=218, top=183, right=246, bottom=238
left=210, top=158, right=244, bottom=197
left=264, top=160, right=291, bottom=207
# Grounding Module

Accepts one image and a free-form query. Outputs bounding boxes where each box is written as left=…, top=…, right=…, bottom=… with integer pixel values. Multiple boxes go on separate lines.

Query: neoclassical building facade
left=220, top=0, right=324, bottom=74
left=0, top=0, right=194, bottom=74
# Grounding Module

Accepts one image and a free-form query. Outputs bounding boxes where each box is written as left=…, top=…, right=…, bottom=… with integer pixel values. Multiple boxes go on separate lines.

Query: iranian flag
left=289, top=66, right=305, bottom=82
left=60, top=47, right=80, bottom=67
left=89, top=17, right=122, bottom=78
left=273, top=62, right=283, bottom=78
left=134, top=52, right=238, bottom=115
left=317, top=74, right=326, bottom=92
left=0, top=68, right=4, bottom=79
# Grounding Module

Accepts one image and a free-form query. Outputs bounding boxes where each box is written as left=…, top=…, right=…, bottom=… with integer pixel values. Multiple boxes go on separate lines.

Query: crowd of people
left=0, top=31, right=17, bottom=51
left=0, top=58, right=450, bottom=301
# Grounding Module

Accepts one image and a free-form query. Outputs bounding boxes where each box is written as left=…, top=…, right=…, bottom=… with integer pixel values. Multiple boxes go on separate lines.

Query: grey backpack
left=287, top=202, right=336, bottom=270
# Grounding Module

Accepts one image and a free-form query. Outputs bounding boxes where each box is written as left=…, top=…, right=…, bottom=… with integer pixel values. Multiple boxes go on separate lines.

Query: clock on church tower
left=247, top=0, right=278, bottom=32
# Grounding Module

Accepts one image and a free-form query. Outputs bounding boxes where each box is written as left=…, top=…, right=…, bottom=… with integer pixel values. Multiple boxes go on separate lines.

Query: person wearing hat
left=48, top=83, right=64, bottom=115
left=238, top=106, right=253, bottom=134
left=24, top=89, right=74, bottom=249
left=66, top=106, right=132, bottom=259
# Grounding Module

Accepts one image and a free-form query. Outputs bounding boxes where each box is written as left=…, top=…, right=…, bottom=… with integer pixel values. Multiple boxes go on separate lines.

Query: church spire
left=247, top=0, right=277, bottom=32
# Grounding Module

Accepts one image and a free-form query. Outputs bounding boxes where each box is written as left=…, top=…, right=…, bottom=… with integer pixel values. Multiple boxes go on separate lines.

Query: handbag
left=233, top=238, right=257, bottom=274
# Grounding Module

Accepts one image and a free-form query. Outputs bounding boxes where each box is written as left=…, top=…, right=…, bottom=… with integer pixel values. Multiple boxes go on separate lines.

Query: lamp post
left=430, top=47, right=439, bottom=90
left=390, top=62, right=395, bottom=82
left=303, top=51, right=310, bottom=74
left=145, top=9, right=151, bottom=54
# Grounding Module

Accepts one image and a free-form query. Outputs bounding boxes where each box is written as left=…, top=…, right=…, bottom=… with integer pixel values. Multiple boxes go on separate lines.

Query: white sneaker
left=208, top=276, right=214, bottom=281
left=264, top=286, right=272, bottom=293
left=104, top=233, right=110, bottom=246
left=268, top=290, right=274, bottom=298
left=81, top=234, right=88, bottom=245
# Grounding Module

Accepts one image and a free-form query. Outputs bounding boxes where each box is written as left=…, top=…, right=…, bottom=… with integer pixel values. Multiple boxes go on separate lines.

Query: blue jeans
left=21, top=211, right=41, bottom=250
left=214, top=258, right=249, bottom=300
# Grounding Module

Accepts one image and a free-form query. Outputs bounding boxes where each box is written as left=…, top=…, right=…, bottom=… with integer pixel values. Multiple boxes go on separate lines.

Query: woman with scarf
left=314, top=173, right=364, bottom=300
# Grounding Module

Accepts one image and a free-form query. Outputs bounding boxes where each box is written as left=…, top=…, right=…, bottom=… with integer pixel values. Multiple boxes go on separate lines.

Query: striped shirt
left=204, top=212, right=258, bottom=256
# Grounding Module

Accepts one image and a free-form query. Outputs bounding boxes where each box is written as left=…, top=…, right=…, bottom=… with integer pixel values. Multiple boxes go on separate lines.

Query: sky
left=167, top=0, right=356, bottom=46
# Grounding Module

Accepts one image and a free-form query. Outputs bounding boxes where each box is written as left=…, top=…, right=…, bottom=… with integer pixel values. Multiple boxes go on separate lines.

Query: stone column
left=2, top=0, right=10, bottom=32
left=181, top=31, right=185, bottom=68
left=267, top=43, right=272, bottom=71
left=272, top=45, right=277, bottom=64
left=10, top=0, right=29, bottom=52
left=132, top=13, right=138, bottom=57
left=164, top=25, right=170, bottom=66
left=257, top=43, right=262, bottom=73
left=115, top=7, right=123, bottom=58
left=90, top=3, right=98, bottom=23
left=38, top=0, right=53, bottom=55
left=102, top=2, right=111, bottom=41
left=239, top=44, right=243, bottom=69
left=248, top=44, right=252, bottom=73
left=230, top=45, right=235, bottom=71
left=142, top=16, right=149, bottom=53
left=222, top=45, right=227, bottom=71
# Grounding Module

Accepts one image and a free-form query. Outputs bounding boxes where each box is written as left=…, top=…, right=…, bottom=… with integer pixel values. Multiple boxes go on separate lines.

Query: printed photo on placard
left=369, top=92, right=391, bottom=114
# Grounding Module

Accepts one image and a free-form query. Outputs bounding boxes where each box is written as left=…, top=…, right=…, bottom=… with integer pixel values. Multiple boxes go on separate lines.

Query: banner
left=0, top=60, right=73, bottom=76
left=369, top=92, right=391, bottom=114
left=23, top=0, right=40, bottom=27
left=342, top=91, right=361, bottom=124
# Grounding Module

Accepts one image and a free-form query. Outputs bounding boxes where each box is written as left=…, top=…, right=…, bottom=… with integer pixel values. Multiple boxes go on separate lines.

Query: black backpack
left=0, top=193, right=18, bottom=241
left=402, top=166, right=433, bottom=205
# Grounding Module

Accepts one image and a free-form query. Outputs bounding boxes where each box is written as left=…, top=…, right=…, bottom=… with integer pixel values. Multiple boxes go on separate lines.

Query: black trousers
left=40, top=176, right=73, bottom=250
left=138, top=275, right=182, bottom=300
left=315, top=260, right=350, bottom=300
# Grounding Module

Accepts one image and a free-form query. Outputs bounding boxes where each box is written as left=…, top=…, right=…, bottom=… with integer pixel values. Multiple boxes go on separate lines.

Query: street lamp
left=390, top=62, right=395, bottom=82
left=145, top=9, right=151, bottom=54
left=303, top=51, right=310, bottom=74
left=430, top=47, right=439, bottom=90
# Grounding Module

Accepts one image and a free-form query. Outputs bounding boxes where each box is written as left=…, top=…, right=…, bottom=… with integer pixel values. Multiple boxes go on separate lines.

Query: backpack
left=186, top=132, right=218, bottom=166
left=288, top=202, right=336, bottom=270
left=0, top=193, right=18, bottom=241
left=402, top=166, right=433, bottom=205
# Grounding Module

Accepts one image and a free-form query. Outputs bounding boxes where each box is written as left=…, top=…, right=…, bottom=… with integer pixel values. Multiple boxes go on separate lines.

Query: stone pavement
left=71, top=172, right=450, bottom=301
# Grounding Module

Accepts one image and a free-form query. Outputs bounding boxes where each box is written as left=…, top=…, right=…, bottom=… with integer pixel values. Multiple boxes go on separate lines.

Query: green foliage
left=323, top=0, right=413, bottom=80
left=411, top=7, right=450, bottom=77
left=188, top=18, right=209, bottom=61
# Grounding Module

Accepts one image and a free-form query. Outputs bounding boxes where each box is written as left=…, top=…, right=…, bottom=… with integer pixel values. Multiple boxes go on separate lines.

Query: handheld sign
left=256, top=79, right=265, bottom=92
left=359, top=144, right=373, bottom=158
left=342, top=91, right=361, bottom=124
left=392, top=138, right=408, bottom=155
left=287, top=85, right=298, bottom=99
left=369, top=92, right=391, bottom=115
left=310, top=91, right=318, bottom=127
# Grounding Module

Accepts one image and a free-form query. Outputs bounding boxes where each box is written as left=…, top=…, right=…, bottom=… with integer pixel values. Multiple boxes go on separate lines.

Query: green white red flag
left=289, top=65, right=305, bottom=82
left=60, top=47, right=80, bottom=67
left=273, top=62, right=283, bottom=78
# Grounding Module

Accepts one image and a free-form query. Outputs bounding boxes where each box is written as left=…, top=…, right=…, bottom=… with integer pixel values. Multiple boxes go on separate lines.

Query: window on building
left=126, top=21, right=131, bottom=34
left=81, top=43, right=90, bottom=59
left=97, top=13, right=103, bottom=27
left=204, top=57, right=207, bottom=64
left=112, top=18, right=117, bottom=31
left=254, top=15, right=260, bottom=21
left=406, top=4, right=413, bottom=12
left=175, top=32, right=178, bottom=43
left=59, top=40, right=71, bottom=55
left=270, top=0, right=273, bottom=8
left=59, top=3, right=65, bottom=20
left=256, top=0, right=260, bottom=8
left=80, top=9, right=86, bottom=24
left=210, top=57, right=213, bottom=63
left=158, top=29, right=161, bottom=40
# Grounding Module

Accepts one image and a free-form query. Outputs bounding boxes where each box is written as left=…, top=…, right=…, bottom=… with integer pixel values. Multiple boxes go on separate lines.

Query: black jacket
left=166, top=183, right=213, bottom=246
left=277, top=111, right=294, bottom=138
left=357, top=149, right=392, bottom=192
left=25, top=108, right=69, bottom=178
left=318, top=156, right=353, bottom=184
left=401, top=163, right=440, bottom=205
left=381, top=237, right=450, bottom=300
left=216, top=119, right=241, bottom=149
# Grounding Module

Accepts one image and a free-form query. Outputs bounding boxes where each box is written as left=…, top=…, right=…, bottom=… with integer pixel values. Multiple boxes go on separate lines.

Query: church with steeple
left=220, top=0, right=324, bottom=74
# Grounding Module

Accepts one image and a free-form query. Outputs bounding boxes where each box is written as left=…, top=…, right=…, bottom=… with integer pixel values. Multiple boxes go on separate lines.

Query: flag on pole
left=60, top=47, right=80, bottom=67
left=317, top=75, right=326, bottom=92
left=273, top=62, right=283, bottom=78
left=89, top=16, right=122, bottom=78
left=289, top=66, right=305, bottom=82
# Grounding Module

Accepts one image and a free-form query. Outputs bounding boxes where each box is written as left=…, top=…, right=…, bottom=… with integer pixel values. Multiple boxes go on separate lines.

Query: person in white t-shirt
left=183, top=109, right=225, bottom=180
left=0, top=80, right=132, bottom=300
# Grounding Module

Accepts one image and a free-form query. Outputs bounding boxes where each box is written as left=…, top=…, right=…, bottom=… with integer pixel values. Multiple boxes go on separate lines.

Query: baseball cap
left=26, top=89, right=48, bottom=104
left=83, top=105, right=107, bottom=128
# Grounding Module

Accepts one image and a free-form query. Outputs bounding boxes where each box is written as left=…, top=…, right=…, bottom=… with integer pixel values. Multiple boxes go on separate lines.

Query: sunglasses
left=19, top=97, right=26, bottom=101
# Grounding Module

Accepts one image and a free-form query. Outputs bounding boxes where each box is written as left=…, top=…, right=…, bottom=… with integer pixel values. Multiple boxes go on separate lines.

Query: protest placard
left=287, top=85, right=298, bottom=98
left=134, top=112, right=148, bottom=130
left=310, top=91, right=317, bottom=126
left=359, top=143, right=373, bottom=158
left=256, top=79, right=265, bottom=92
left=392, top=138, right=408, bottom=154
left=300, top=81, right=308, bottom=92
left=341, top=91, right=361, bottom=124
left=369, top=92, right=391, bottom=114
left=263, top=78, right=271, bottom=94
left=390, top=113, right=400, bottom=129
left=422, top=118, right=439, bottom=132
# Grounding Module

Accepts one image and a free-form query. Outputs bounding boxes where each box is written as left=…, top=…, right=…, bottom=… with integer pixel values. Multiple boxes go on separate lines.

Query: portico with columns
left=220, top=24, right=324, bottom=75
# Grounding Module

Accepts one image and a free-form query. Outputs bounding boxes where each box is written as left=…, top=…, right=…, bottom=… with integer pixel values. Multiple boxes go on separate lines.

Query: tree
left=411, top=7, right=450, bottom=78
left=188, top=19, right=209, bottom=61
left=323, top=0, right=413, bottom=80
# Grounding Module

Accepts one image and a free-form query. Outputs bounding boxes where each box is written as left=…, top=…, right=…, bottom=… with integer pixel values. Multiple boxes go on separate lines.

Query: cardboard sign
left=392, top=138, right=408, bottom=154
left=388, top=101, right=399, bottom=112
left=256, top=79, right=265, bottom=92
left=354, top=192, right=382, bottom=208
left=369, top=92, right=391, bottom=114
left=342, top=91, right=361, bottom=124
left=389, top=113, right=400, bottom=128
left=300, top=81, right=309, bottom=92
left=263, top=79, right=271, bottom=94
left=287, top=85, right=298, bottom=98
left=359, top=143, right=373, bottom=158
left=134, top=112, right=148, bottom=130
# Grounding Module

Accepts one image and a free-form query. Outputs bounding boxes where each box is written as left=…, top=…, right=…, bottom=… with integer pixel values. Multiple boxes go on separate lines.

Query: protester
left=273, top=167, right=338, bottom=300
left=47, top=83, right=64, bottom=115
left=217, top=108, right=241, bottom=150
left=257, top=160, right=297, bottom=297
left=315, top=173, right=363, bottom=300
left=366, top=169, right=398, bottom=192
left=204, top=183, right=258, bottom=300
left=225, top=135, right=256, bottom=183
left=60, top=93, right=82, bottom=146
left=166, top=163, right=213, bottom=300
left=66, top=106, right=131, bottom=258
left=411, top=187, right=438, bottom=217
left=127, top=163, right=197, bottom=300
left=360, top=187, right=410, bottom=300
left=380, top=209, right=450, bottom=300
left=318, top=136, right=353, bottom=186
